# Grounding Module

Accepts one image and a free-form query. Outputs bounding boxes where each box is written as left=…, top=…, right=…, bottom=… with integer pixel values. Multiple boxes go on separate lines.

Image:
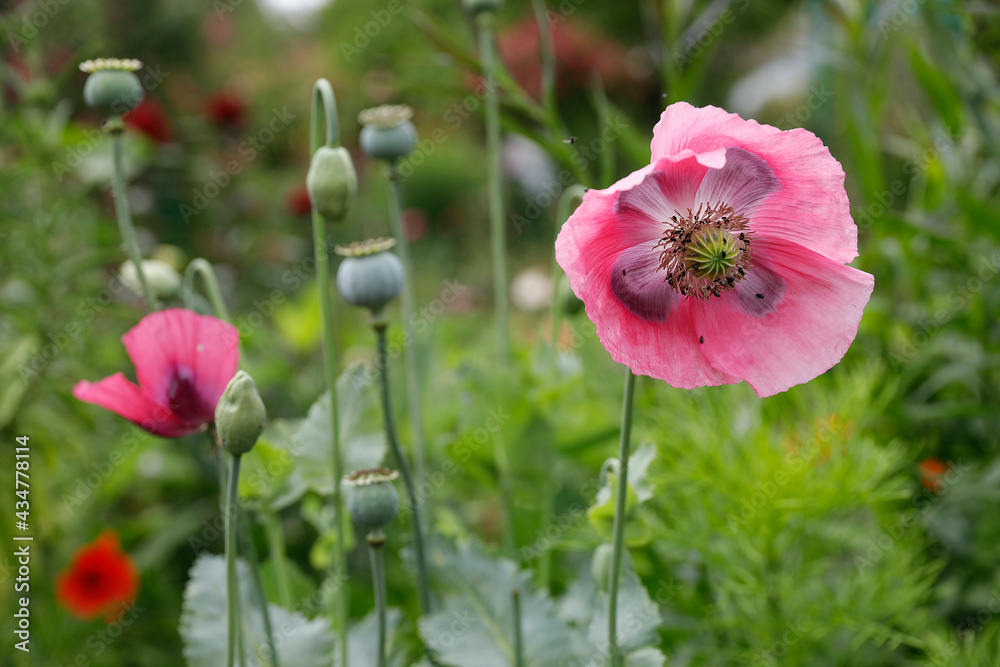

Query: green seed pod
left=358, top=105, right=417, bottom=162
left=307, top=146, right=358, bottom=222
left=591, top=543, right=614, bottom=592
left=215, top=371, right=267, bottom=456
left=336, top=238, right=404, bottom=315
left=80, top=59, right=144, bottom=115
left=344, top=468, right=400, bottom=530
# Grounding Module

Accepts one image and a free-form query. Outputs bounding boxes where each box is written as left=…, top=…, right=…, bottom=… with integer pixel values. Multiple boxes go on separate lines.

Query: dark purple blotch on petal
left=697, top=147, right=780, bottom=214
left=735, top=264, right=786, bottom=316
left=610, top=245, right=677, bottom=322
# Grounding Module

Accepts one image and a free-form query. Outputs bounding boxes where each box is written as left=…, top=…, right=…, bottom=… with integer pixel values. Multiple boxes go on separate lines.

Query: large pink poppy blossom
left=73, top=309, right=240, bottom=437
left=555, top=103, right=874, bottom=397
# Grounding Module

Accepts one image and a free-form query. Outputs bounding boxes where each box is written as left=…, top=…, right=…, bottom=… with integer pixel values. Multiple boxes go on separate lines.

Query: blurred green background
left=2, top=0, right=1000, bottom=664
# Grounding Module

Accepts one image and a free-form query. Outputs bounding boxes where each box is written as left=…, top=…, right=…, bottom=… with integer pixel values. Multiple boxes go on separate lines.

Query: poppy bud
left=80, top=59, right=144, bottom=115
left=463, top=0, right=502, bottom=14
left=344, top=468, right=400, bottom=530
left=306, top=146, right=358, bottom=222
left=591, top=543, right=614, bottom=592
left=215, top=371, right=266, bottom=455
left=335, top=238, right=404, bottom=316
left=358, top=105, right=417, bottom=162
left=120, top=260, right=181, bottom=299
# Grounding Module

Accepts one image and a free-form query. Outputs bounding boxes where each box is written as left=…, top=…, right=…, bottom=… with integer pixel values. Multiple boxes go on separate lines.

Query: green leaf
left=180, top=554, right=334, bottom=667
left=296, top=362, right=388, bottom=495
left=239, top=419, right=307, bottom=512
left=336, top=608, right=415, bottom=667
left=419, top=540, right=577, bottom=666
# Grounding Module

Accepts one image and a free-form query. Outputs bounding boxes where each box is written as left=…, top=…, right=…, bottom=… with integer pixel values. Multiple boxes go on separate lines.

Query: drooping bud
left=120, top=260, right=181, bottom=299
left=358, top=105, right=417, bottom=163
left=343, top=468, right=400, bottom=530
left=215, top=371, right=267, bottom=455
left=306, top=146, right=358, bottom=222
left=335, top=238, right=404, bottom=317
left=80, top=59, right=144, bottom=115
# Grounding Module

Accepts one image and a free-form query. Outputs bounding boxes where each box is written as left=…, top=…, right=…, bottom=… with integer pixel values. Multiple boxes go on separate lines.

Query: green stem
left=109, top=126, right=158, bottom=311
left=242, top=512, right=281, bottom=667
left=264, top=512, right=293, bottom=609
left=225, top=454, right=244, bottom=667
left=512, top=588, right=524, bottom=667
left=386, top=166, right=427, bottom=511
left=531, top=0, right=558, bottom=123
left=477, top=11, right=510, bottom=364
left=493, top=430, right=517, bottom=559
left=369, top=539, right=388, bottom=667
left=374, top=323, right=431, bottom=614
left=183, top=258, right=232, bottom=322
left=608, top=369, right=636, bottom=667
left=310, top=78, right=349, bottom=667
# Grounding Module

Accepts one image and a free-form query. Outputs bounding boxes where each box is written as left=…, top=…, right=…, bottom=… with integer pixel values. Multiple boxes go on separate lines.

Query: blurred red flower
left=205, top=90, right=246, bottom=129
left=919, top=458, right=950, bottom=492
left=56, top=531, right=139, bottom=621
left=123, top=98, right=172, bottom=143
left=286, top=184, right=312, bottom=217
left=496, top=17, right=630, bottom=99
left=73, top=309, right=240, bottom=437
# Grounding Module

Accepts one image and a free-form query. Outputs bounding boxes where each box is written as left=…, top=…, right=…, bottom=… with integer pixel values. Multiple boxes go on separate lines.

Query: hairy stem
left=608, top=369, right=636, bottom=667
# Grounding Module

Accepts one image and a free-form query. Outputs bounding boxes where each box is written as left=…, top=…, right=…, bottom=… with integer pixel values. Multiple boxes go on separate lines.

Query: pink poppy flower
left=555, top=103, right=874, bottom=397
left=73, top=309, right=240, bottom=437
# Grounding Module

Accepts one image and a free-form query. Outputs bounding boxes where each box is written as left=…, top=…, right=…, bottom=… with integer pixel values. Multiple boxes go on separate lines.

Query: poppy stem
left=385, top=165, right=427, bottom=519
left=476, top=10, right=510, bottom=365
left=512, top=587, right=524, bottom=667
left=310, top=77, right=349, bottom=667
left=608, top=368, right=636, bottom=667
left=225, top=453, right=244, bottom=667
left=374, top=323, right=431, bottom=615
left=241, top=512, right=281, bottom=667
left=183, top=258, right=232, bottom=322
left=108, top=125, right=158, bottom=311
left=367, top=534, right=388, bottom=667
left=264, top=512, right=293, bottom=609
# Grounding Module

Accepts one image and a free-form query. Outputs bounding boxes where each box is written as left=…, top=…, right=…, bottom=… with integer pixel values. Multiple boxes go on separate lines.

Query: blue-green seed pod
left=215, top=371, right=267, bottom=455
left=344, top=468, right=400, bottom=529
left=463, top=0, right=502, bottom=13
left=80, top=59, right=144, bottom=115
left=307, top=146, right=358, bottom=222
left=358, top=105, right=417, bottom=162
left=336, top=238, right=404, bottom=315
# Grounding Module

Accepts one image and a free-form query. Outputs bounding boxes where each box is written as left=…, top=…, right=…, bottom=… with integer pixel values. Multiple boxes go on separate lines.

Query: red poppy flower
left=123, top=98, right=172, bottom=143
left=204, top=90, right=246, bottom=129
left=73, top=309, right=240, bottom=437
left=556, top=103, right=874, bottom=396
left=56, top=531, right=139, bottom=621
left=919, top=458, right=950, bottom=492
left=286, top=184, right=312, bottom=217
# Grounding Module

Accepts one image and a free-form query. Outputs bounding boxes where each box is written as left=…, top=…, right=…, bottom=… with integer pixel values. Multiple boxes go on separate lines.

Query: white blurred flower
left=511, top=267, right=553, bottom=312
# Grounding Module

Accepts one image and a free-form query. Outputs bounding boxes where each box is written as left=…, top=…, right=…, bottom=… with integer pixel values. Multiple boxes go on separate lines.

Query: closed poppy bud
left=336, top=238, right=404, bottom=316
left=463, top=0, right=502, bottom=14
left=307, top=146, right=358, bottom=222
left=215, top=371, right=266, bottom=455
left=120, top=259, right=181, bottom=299
left=591, top=543, right=614, bottom=592
left=359, top=105, right=417, bottom=162
left=80, top=59, right=144, bottom=115
left=344, top=468, right=400, bottom=530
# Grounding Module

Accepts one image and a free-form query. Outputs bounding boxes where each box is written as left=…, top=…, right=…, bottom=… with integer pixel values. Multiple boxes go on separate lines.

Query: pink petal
left=72, top=375, right=201, bottom=437
left=651, top=102, right=858, bottom=264
left=690, top=237, right=875, bottom=397
left=122, top=309, right=239, bottom=424
left=615, top=155, right=709, bottom=224
left=695, top=147, right=779, bottom=215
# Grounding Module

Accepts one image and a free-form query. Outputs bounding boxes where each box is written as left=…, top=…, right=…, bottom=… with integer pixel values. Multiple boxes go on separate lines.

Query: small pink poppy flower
left=73, top=309, right=240, bottom=437
left=555, top=103, right=874, bottom=397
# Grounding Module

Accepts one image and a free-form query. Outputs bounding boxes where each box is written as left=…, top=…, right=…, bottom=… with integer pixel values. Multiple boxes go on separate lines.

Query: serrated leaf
left=296, top=363, right=388, bottom=495
left=239, top=419, right=307, bottom=512
left=335, top=608, right=414, bottom=667
left=419, top=540, right=577, bottom=667
left=180, top=554, right=334, bottom=667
